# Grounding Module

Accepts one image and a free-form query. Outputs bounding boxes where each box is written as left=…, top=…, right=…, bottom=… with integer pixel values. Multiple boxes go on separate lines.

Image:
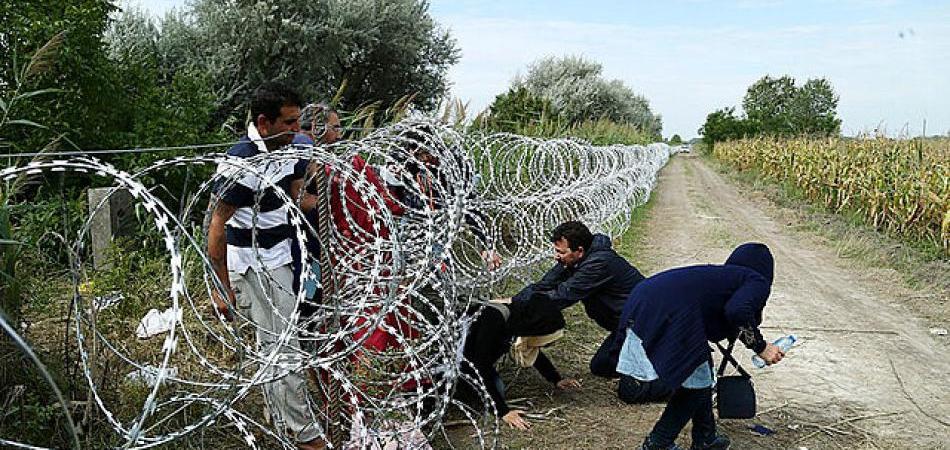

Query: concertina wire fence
left=0, top=119, right=680, bottom=449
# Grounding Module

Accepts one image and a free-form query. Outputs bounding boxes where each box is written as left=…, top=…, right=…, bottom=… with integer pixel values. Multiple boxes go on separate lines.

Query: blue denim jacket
left=617, top=327, right=714, bottom=389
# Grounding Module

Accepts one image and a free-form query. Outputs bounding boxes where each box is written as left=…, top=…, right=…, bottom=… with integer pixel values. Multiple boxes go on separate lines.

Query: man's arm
left=523, top=259, right=613, bottom=309
left=208, top=198, right=237, bottom=319
left=532, top=351, right=562, bottom=384
left=511, top=264, right=570, bottom=303
left=534, top=351, right=583, bottom=391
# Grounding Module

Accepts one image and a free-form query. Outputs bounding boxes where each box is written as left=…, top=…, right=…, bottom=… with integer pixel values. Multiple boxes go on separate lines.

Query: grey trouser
left=231, top=264, right=322, bottom=443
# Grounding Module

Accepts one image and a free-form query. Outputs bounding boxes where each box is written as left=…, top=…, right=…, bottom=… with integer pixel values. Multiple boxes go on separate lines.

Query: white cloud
left=440, top=14, right=950, bottom=137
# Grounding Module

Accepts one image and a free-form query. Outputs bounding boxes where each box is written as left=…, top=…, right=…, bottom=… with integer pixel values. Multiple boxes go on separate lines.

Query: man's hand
left=757, top=343, right=785, bottom=365
left=502, top=410, right=531, bottom=430
left=556, top=378, right=582, bottom=391
left=207, top=197, right=237, bottom=321
left=489, top=297, right=512, bottom=304
left=290, top=178, right=318, bottom=213
left=480, top=250, right=502, bottom=271
left=210, top=287, right=235, bottom=321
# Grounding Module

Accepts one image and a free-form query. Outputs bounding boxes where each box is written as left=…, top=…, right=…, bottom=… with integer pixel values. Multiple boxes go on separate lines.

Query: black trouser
left=617, top=374, right=673, bottom=404
left=589, top=330, right=621, bottom=377
left=454, top=362, right=505, bottom=413
left=648, top=387, right=717, bottom=447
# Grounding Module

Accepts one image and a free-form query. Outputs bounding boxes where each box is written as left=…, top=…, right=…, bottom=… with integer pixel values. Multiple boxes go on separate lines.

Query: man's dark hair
left=402, top=124, right=439, bottom=154
left=550, top=221, right=594, bottom=252
left=250, top=81, right=302, bottom=122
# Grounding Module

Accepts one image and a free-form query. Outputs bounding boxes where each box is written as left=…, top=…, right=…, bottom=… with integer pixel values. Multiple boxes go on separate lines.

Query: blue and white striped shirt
left=215, top=124, right=306, bottom=274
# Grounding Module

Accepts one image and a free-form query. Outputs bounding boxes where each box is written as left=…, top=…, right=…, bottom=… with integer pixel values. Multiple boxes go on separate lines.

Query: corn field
left=714, top=137, right=950, bottom=255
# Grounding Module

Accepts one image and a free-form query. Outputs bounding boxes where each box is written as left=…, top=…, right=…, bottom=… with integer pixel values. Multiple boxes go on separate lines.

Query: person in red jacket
left=299, top=105, right=421, bottom=397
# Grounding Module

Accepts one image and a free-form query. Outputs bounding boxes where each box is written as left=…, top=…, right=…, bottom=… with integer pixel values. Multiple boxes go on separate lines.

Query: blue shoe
left=690, top=433, right=730, bottom=450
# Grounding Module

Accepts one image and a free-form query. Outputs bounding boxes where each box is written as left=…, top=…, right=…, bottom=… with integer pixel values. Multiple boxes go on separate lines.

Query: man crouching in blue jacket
left=614, top=243, right=786, bottom=450
left=506, top=221, right=645, bottom=377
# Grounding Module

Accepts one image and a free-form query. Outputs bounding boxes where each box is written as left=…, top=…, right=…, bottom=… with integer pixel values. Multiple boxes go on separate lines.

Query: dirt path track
left=634, top=154, right=949, bottom=449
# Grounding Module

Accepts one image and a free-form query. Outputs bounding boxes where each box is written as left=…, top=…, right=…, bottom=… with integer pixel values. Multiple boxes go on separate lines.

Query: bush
left=518, top=56, right=661, bottom=136
left=485, top=86, right=555, bottom=134
left=482, top=56, right=662, bottom=144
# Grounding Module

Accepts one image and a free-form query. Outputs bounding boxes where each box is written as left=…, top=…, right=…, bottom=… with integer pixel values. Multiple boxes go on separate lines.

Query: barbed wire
left=0, top=118, right=678, bottom=449
left=0, top=127, right=378, bottom=159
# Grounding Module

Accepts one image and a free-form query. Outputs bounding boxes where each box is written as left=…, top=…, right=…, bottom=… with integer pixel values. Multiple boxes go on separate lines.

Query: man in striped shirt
left=207, top=82, right=325, bottom=450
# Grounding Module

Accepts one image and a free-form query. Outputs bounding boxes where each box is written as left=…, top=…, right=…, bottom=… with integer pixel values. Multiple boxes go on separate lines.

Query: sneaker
left=640, top=436, right=685, bottom=450
left=690, top=433, right=730, bottom=450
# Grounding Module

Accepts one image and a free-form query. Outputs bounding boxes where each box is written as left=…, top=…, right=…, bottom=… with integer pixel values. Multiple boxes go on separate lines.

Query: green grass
left=614, top=187, right=659, bottom=270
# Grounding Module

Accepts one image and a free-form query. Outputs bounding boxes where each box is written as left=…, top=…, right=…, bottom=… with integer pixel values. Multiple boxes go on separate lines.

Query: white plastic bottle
left=752, top=334, right=797, bottom=368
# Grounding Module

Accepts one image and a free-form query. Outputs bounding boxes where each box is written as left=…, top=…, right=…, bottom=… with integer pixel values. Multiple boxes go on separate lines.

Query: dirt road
left=632, top=154, right=950, bottom=449
left=449, top=154, right=949, bottom=449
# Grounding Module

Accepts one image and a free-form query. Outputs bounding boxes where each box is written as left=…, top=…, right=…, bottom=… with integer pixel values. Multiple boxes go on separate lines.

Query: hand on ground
left=502, top=410, right=531, bottom=430
left=557, top=378, right=583, bottom=390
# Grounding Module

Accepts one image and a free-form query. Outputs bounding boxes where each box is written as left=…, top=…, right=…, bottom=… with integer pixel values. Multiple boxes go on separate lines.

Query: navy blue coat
left=614, top=243, right=774, bottom=389
left=514, top=234, right=645, bottom=332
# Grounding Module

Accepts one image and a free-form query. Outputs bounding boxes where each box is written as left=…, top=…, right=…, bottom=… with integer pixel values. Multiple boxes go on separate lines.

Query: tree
left=701, top=75, right=841, bottom=145
left=515, top=55, right=662, bottom=137
left=741, top=74, right=841, bottom=136
left=151, top=0, right=460, bottom=129
left=698, top=107, right=750, bottom=144
left=742, top=75, right=797, bottom=135
left=104, top=6, right=221, bottom=151
left=669, top=134, right=682, bottom=145
left=789, top=78, right=841, bottom=135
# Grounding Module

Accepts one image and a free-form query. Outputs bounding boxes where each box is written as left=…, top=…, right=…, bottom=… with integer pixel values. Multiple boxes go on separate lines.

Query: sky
left=134, top=0, right=950, bottom=139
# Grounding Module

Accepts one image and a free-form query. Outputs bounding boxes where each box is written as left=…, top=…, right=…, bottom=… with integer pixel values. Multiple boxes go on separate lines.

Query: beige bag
left=510, top=330, right=564, bottom=367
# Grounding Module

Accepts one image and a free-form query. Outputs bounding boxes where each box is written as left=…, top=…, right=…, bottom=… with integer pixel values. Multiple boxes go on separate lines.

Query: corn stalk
left=714, top=136, right=950, bottom=255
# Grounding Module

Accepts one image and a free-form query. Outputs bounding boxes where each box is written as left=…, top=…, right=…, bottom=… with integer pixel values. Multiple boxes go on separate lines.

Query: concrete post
left=87, top=187, right=133, bottom=270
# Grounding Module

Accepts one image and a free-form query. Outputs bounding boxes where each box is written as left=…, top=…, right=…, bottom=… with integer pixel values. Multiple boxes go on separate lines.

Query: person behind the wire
left=290, top=102, right=405, bottom=351
left=287, top=103, right=343, bottom=317
left=378, top=125, right=501, bottom=270
left=206, top=81, right=325, bottom=450
left=296, top=103, right=403, bottom=257
left=458, top=293, right=582, bottom=430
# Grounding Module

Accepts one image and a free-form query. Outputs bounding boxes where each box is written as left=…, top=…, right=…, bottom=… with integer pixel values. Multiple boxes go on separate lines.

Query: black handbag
left=714, top=339, right=756, bottom=419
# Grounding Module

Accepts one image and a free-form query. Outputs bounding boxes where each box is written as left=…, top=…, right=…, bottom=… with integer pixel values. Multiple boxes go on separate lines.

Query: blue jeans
left=648, top=387, right=717, bottom=448
left=618, top=374, right=672, bottom=404
left=614, top=327, right=716, bottom=448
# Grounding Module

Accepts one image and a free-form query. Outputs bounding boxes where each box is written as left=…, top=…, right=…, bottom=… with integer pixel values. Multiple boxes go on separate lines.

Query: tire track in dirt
left=637, top=154, right=950, bottom=449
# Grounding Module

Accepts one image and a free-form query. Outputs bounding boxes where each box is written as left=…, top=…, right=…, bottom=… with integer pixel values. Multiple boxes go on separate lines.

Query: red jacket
left=327, top=154, right=404, bottom=250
